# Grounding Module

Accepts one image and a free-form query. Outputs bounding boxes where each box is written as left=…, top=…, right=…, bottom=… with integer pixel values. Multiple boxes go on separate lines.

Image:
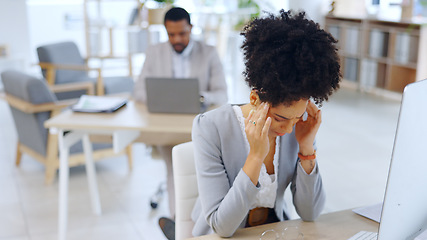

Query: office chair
left=1, top=70, right=133, bottom=184
left=172, top=142, right=198, bottom=240
left=36, top=41, right=134, bottom=100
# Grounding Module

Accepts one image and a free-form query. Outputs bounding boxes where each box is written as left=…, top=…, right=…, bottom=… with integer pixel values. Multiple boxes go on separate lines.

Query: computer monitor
left=378, top=79, right=427, bottom=239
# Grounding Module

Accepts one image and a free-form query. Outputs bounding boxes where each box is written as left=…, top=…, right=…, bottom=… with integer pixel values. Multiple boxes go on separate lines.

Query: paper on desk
left=352, top=202, right=382, bottom=223
left=71, top=95, right=128, bottom=113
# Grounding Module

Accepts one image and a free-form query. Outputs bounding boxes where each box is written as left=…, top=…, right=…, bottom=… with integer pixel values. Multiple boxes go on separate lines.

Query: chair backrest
left=36, top=41, right=87, bottom=84
left=172, top=142, right=198, bottom=240
left=1, top=70, right=57, bottom=156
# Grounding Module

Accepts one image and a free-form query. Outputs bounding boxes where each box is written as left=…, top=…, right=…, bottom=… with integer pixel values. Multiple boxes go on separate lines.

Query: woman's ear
left=249, top=90, right=260, bottom=107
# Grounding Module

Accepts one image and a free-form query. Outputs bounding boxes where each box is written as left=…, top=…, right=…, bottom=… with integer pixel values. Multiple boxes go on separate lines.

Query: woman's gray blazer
left=191, top=104, right=326, bottom=237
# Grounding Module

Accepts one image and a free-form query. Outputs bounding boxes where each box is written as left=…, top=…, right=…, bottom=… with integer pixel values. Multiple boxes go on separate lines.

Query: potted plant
left=233, top=0, right=260, bottom=31
left=147, top=0, right=174, bottom=25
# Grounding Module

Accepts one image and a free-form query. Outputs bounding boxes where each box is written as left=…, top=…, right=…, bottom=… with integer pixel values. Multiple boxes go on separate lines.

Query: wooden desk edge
left=187, top=209, right=379, bottom=240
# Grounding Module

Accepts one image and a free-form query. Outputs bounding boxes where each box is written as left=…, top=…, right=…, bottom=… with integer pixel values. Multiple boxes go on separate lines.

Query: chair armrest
left=49, top=81, right=95, bottom=95
left=36, top=62, right=104, bottom=95
left=37, top=62, right=101, bottom=72
left=4, top=93, right=77, bottom=114
left=87, top=55, right=129, bottom=60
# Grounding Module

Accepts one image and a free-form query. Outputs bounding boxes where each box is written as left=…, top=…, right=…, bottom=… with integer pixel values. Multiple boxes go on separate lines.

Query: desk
left=188, top=209, right=379, bottom=240
left=44, top=100, right=197, bottom=240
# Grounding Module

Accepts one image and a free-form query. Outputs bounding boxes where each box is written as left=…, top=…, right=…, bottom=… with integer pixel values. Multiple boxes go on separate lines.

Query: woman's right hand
left=244, top=102, right=272, bottom=163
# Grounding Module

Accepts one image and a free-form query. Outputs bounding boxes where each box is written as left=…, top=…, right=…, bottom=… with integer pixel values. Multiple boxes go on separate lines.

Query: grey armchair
left=37, top=41, right=134, bottom=100
left=1, top=70, right=133, bottom=184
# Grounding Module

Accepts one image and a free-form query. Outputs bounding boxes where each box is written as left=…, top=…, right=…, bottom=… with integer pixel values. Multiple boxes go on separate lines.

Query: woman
left=191, top=10, right=341, bottom=237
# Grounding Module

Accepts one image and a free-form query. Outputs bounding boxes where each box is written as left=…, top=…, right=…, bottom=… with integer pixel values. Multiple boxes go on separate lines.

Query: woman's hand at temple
left=243, top=102, right=272, bottom=185
left=295, top=101, right=321, bottom=156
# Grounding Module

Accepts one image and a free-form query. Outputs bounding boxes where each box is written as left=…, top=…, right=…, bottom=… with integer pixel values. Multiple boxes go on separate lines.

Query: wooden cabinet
left=325, top=15, right=427, bottom=95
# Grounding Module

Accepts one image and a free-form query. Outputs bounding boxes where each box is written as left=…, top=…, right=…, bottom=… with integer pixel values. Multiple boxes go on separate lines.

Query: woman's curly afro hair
left=241, top=10, right=341, bottom=107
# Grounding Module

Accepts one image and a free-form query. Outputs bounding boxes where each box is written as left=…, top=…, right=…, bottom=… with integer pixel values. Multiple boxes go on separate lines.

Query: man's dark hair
left=241, top=10, right=341, bottom=106
left=164, top=7, right=191, bottom=25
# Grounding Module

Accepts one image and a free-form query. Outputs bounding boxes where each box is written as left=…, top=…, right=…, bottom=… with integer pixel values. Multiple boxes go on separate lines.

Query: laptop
left=349, top=79, right=427, bottom=240
left=145, top=77, right=205, bottom=114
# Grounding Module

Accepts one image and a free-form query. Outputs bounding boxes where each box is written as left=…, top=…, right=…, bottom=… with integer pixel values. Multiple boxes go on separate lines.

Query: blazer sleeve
left=192, top=114, right=259, bottom=237
left=290, top=154, right=326, bottom=221
left=199, top=48, right=228, bottom=106
left=133, top=46, right=156, bottom=103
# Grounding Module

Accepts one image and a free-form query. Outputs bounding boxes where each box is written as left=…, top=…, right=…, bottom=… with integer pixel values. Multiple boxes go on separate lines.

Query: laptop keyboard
left=347, top=231, right=378, bottom=240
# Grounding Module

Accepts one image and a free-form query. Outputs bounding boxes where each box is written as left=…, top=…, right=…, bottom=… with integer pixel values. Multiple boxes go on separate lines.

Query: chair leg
left=15, top=141, right=22, bottom=166
left=126, top=144, right=133, bottom=171
left=45, top=133, right=59, bottom=185
left=45, top=155, right=57, bottom=185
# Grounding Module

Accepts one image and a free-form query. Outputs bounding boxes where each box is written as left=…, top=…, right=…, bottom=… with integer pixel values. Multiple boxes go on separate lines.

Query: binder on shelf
left=408, top=35, right=419, bottom=63
left=128, top=8, right=139, bottom=25
left=395, top=33, right=419, bottom=64
left=71, top=95, right=128, bottom=113
left=361, top=59, right=378, bottom=89
left=344, top=57, right=359, bottom=82
left=128, top=29, right=148, bottom=53
left=328, top=25, right=340, bottom=40
left=369, top=29, right=389, bottom=58
left=344, top=26, right=359, bottom=55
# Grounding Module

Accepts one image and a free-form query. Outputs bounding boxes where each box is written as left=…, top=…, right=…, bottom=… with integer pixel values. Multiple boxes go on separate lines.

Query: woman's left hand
left=295, top=101, right=322, bottom=154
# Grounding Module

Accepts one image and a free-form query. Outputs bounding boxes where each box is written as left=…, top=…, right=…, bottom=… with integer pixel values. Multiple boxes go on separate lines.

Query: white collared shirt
left=171, top=39, right=194, bottom=78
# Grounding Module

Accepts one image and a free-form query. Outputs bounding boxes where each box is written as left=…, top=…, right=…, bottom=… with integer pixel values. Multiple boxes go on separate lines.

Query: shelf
left=365, top=56, right=388, bottom=64
left=325, top=15, right=427, bottom=94
left=387, top=66, right=416, bottom=92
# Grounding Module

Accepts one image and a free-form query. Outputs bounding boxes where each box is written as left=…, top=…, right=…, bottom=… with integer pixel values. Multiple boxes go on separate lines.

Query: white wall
left=288, top=0, right=330, bottom=25
left=0, top=0, right=31, bottom=68
left=27, top=1, right=139, bottom=62
left=27, top=1, right=86, bottom=64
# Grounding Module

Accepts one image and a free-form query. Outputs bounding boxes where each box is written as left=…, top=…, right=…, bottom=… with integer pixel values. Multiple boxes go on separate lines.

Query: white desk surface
left=45, top=100, right=198, bottom=145
left=45, top=100, right=196, bottom=133
left=188, top=209, right=379, bottom=240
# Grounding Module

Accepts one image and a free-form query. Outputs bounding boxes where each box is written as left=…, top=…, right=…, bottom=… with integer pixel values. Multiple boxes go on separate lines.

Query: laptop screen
left=145, top=77, right=203, bottom=114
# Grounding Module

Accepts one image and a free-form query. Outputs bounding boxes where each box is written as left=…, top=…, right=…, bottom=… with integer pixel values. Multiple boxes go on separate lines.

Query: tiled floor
left=0, top=85, right=401, bottom=239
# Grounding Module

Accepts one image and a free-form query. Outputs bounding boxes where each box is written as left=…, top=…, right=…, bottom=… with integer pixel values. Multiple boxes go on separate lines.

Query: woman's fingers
left=306, top=100, right=318, bottom=117
left=255, top=103, right=269, bottom=132
left=246, top=102, right=270, bottom=137
left=245, top=109, right=254, bottom=126
left=262, top=117, right=271, bottom=137
left=315, top=109, right=322, bottom=126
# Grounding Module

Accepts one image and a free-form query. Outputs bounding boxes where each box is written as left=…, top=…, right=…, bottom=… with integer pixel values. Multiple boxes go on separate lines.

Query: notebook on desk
left=71, top=95, right=128, bottom=113
left=145, top=77, right=205, bottom=114
left=348, top=79, right=427, bottom=240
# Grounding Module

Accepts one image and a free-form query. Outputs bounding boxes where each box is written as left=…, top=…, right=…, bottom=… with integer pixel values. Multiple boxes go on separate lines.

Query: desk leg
left=58, top=130, right=70, bottom=240
left=57, top=131, right=85, bottom=240
left=82, top=134, right=102, bottom=215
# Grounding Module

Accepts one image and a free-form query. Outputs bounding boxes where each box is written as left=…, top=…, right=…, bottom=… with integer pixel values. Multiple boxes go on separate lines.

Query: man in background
left=133, top=7, right=228, bottom=240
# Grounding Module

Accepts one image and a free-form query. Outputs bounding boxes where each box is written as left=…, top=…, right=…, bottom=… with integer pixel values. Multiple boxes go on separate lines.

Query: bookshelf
left=83, top=0, right=149, bottom=77
left=325, top=15, right=427, bottom=95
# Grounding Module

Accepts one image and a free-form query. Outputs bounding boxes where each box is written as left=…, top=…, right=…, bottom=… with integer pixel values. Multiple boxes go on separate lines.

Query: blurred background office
left=0, top=0, right=425, bottom=239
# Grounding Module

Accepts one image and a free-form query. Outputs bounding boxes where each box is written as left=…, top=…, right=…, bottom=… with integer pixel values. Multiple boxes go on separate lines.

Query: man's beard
left=173, top=43, right=186, bottom=53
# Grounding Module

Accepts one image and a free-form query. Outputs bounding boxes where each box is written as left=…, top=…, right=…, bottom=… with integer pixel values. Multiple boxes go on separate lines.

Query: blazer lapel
left=189, top=41, right=199, bottom=78
left=223, top=105, right=250, bottom=182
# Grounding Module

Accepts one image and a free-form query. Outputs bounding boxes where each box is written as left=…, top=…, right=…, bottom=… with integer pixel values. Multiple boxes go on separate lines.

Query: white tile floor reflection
left=0, top=86, right=401, bottom=240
